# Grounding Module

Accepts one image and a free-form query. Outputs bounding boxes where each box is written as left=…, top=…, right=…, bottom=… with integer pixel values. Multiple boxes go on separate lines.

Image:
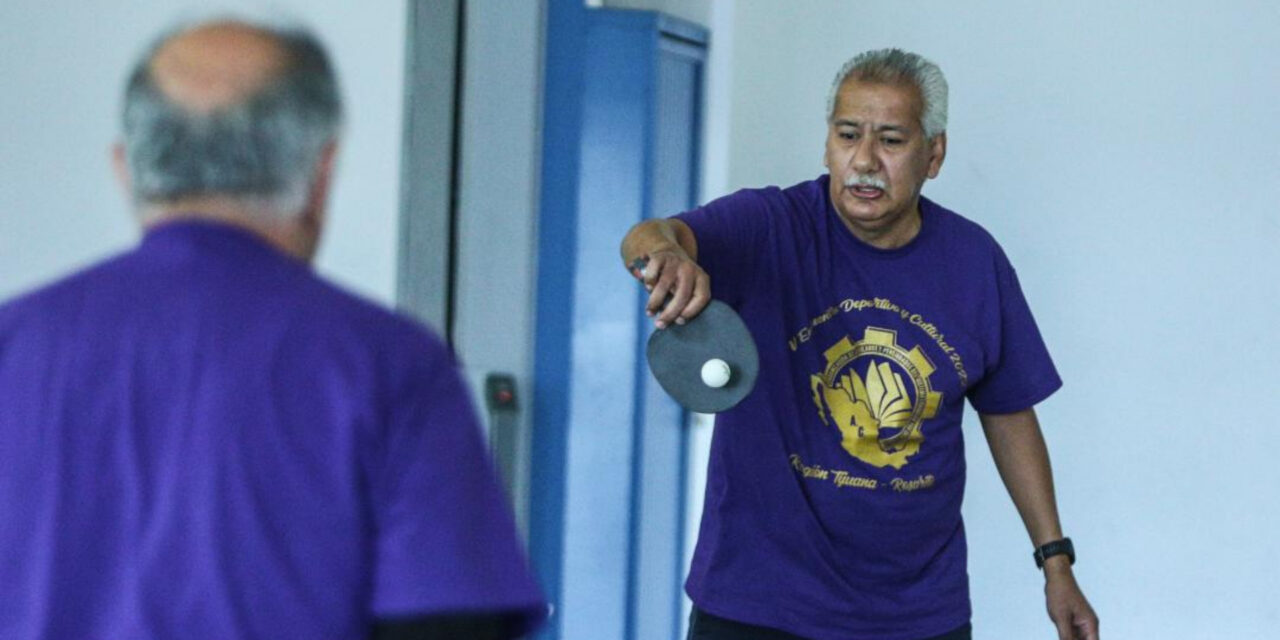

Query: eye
left=838, top=130, right=859, bottom=141
left=881, top=137, right=904, bottom=146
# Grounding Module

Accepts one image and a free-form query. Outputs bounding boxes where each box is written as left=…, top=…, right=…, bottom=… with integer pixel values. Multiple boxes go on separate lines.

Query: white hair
left=121, top=20, right=343, bottom=220
left=825, top=48, right=948, bottom=140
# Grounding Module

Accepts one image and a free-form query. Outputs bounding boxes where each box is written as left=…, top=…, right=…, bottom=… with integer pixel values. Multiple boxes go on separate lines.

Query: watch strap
left=1033, top=537, right=1075, bottom=569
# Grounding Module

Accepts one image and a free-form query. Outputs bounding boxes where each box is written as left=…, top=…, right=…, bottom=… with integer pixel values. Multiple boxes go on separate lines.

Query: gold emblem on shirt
left=810, top=327, right=942, bottom=469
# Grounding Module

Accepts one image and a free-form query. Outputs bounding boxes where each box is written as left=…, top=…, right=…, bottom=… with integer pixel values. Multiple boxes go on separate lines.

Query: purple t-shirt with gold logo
left=0, top=222, right=545, bottom=639
left=676, top=176, right=1060, bottom=640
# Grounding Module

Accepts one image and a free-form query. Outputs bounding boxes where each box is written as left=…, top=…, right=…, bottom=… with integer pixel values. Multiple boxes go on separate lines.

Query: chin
left=837, top=203, right=890, bottom=224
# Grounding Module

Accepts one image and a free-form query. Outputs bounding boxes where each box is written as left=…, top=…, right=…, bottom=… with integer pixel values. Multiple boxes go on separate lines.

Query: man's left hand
left=1044, top=559, right=1099, bottom=639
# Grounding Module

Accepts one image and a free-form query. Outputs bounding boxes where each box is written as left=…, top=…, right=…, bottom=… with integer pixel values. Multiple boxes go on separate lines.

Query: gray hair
left=826, top=48, right=948, bottom=140
left=121, top=22, right=343, bottom=218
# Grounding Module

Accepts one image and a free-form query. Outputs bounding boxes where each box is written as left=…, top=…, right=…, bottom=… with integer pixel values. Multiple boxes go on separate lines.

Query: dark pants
left=687, top=607, right=972, bottom=640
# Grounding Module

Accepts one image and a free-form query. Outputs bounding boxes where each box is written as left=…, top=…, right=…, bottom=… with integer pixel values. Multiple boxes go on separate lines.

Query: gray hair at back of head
left=121, top=21, right=343, bottom=219
left=826, top=48, right=948, bottom=140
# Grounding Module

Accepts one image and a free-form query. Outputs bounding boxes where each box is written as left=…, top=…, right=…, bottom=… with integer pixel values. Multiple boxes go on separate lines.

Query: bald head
left=149, top=21, right=291, bottom=113
left=116, top=18, right=343, bottom=261
left=120, top=19, right=342, bottom=221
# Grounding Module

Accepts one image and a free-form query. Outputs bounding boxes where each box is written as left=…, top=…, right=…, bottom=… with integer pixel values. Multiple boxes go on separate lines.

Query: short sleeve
left=368, top=342, right=546, bottom=632
left=966, top=247, right=1063, bottom=414
left=673, top=188, right=774, bottom=307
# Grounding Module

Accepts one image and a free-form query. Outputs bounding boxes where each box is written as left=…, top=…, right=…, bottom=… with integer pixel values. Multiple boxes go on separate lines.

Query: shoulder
left=0, top=250, right=135, bottom=333
left=781, top=175, right=830, bottom=210
left=301, top=277, right=451, bottom=367
left=925, top=197, right=997, bottom=244
left=680, top=176, right=828, bottom=240
left=237, top=272, right=456, bottom=411
left=923, top=196, right=1011, bottom=266
left=698, top=184, right=784, bottom=215
left=691, top=175, right=822, bottom=213
left=717, top=175, right=826, bottom=212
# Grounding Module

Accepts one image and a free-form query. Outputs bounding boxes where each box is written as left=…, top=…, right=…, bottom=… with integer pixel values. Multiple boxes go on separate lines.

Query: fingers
left=1047, top=599, right=1073, bottom=640
left=651, top=260, right=695, bottom=328
left=1048, top=589, right=1098, bottom=640
left=639, top=251, right=711, bottom=328
left=644, top=273, right=672, bottom=317
left=642, top=254, right=676, bottom=320
left=1075, top=608, right=1099, bottom=640
left=680, top=271, right=711, bottom=322
left=659, top=267, right=694, bottom=327
left=1054, top=617, right=1072, bottom=640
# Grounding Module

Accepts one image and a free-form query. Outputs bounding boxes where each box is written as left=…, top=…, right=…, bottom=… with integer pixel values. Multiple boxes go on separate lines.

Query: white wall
left=725, top=1, right=1280, bottom=638
left=0, top=1, right=407, bottom=305
left=452, top=0, right=546, bottom=533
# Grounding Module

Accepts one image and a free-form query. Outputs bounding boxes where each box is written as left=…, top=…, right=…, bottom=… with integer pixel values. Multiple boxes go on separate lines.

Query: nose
left=851, top=137, right=878, bottom=174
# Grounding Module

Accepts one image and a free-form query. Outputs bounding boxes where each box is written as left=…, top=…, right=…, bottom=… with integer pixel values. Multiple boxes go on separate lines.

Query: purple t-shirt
left=676, top=176, right=1060, bottom=640
left=0, top=221, right=545, bottom=639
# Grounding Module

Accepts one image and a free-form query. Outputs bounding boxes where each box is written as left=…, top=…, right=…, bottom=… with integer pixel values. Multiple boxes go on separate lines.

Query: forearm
left=981, top=409, right=1099, bottom=637
left=978, top=409, right=1065, bottom=551
left=619, top=218, right=698, bottom=268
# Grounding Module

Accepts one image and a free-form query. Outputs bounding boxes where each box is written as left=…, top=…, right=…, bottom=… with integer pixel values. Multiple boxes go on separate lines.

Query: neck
left=841, top=203, right=923, bottom=250
left=139, top=198, right=314, bottom=262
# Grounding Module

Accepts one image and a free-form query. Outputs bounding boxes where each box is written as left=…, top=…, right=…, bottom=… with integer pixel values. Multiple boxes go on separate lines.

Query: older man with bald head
left=0, top=20, right=543, bottom=640
left=116, top=20, right=336, bottom=259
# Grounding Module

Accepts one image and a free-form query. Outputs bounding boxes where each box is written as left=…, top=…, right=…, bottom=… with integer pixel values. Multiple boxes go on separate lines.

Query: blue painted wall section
left=530, top=1, right=587, bottom=638
left=557, top=11, right=648, bottom=639
left=533, top=5, right=707, bottom=639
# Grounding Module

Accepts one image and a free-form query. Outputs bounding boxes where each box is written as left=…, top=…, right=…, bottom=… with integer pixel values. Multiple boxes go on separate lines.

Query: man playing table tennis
left=620, top=49, right=1098, bottom=640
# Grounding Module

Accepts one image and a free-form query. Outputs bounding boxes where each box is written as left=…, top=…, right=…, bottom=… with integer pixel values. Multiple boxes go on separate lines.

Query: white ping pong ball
left=701, top=358, right=731, bottom=388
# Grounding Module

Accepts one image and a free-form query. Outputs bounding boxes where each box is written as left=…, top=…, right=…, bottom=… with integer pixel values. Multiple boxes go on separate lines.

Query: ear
left=294, top=142, right=340, bottom=262
left=301, top=141, right=339, bottom=230
left=926, top=132, right=947, bottom=179
left=822, top=119, right=836, bottom=170
left=111, top=142, right=132, bottom=193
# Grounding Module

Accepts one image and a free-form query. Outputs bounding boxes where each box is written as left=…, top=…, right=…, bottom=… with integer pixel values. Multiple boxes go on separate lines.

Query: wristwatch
left=1033, top=537, right=1075, bottom=569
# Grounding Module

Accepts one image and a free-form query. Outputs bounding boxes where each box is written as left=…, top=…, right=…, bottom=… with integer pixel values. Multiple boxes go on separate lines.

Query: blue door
left=531, top=7, right=708, bottom=640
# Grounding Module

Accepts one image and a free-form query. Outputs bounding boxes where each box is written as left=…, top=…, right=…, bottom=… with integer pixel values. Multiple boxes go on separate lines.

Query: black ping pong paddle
left=631, top=258, right=759, bottom=413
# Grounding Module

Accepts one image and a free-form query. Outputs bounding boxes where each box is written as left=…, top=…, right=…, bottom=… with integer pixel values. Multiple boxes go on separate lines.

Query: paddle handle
left=628, top=257, right=649, bottom=281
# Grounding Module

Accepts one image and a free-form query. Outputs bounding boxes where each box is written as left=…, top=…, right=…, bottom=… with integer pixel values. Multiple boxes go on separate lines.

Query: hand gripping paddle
left=632, top=258, right=760, bottom=413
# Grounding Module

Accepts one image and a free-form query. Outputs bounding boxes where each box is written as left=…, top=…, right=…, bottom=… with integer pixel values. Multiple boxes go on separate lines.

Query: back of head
left=826, top=48, right=948, bottom=140
left=121, top=20, right=343, bottom=220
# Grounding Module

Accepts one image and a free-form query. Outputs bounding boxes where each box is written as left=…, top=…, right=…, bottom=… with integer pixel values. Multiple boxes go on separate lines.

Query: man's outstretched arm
left=619, top=218, right=709, bottom=328
left=979, top=408, right=1099, bottom=640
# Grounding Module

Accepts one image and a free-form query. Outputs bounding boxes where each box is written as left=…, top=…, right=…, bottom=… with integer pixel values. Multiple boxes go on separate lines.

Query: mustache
left=842, top=174, right=886, bottom=190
